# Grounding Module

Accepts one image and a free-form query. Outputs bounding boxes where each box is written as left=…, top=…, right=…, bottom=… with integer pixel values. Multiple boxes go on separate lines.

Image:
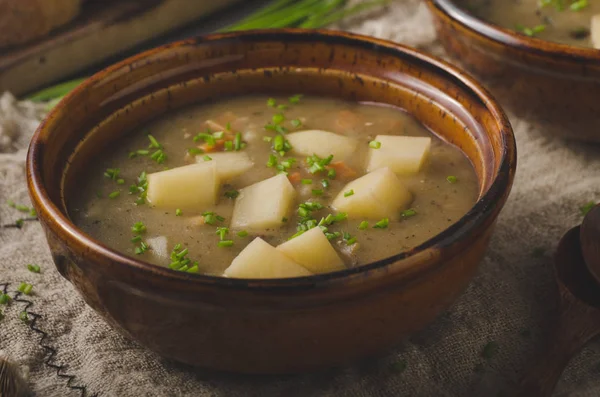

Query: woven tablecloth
left=1, top=1, right=600, bottom=396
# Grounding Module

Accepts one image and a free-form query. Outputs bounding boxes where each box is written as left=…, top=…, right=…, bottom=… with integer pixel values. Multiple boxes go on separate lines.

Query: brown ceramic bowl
left=426, top=0, right=600, bottom=142
left=27, top=29, right=515, bottom=374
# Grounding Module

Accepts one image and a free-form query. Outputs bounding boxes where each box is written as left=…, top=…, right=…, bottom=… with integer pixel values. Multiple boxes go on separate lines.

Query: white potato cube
left=366, top=135, right=431, bottom=175
left=146, top=161, right=219, bottom=211
left=231, top=173, right=296, bottom=230
left=277, top=227, right=345, bottom=274
left=196, top=151, right=254, bottom=180
left=287, top=130, right=358, bottom=160
left=332, top=167, right=412, bottom=219
left=592, top=14, right=600, bottom=49
left=224, top=238, right=312, bottom=278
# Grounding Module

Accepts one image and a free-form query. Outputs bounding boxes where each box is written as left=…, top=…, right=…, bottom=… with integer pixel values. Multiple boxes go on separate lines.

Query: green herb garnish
left=288, top=94, right=303, bottom=104
left=369, top=140, right=381, bottom=149
left=344, top=189, right=354, bottom=197
left=131, top=222, right=147, bottom=234
left=108, top=191, right=120, bottom=199
left=358, top=221, right=369, bottom=230
left=225, top=190, right=240, bottom=199
left=27, top=264, right=41, bottom=273
left=373, top=218, right=389, bottom=229
left=237, top=230, right=249, bottom=238
left=401, top=209, right=417, bottom=219
left=175, top=209, right=183, bottom=216
left=218, top=240, right=234, bottom=248
left=18, top=282, right=33, bottom=295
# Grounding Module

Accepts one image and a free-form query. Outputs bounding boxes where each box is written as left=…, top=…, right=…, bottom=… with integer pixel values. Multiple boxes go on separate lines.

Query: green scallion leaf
left=344, top=189, right=354, bottom=197
left=175, top=209, right=183, bottom=216
left=358, top=221, right=369, bottom=230
left=108, top=191, right=120, bottom=199
left=401, top=209, right=417, bottom=219
left=374, top=218, right=389, bottom=229
left=218, top=240, right=234, bottom=248
left=225, top=190, right=240, bottom=199
left=288, top=94, right=302, bottom=104
left=369, top=140, right=381, bottom=149
left=237, top=230, right=249, bottom=238
left=27, top=264, right=41, bottom=273
left=446, top=175, right=458, bottom=184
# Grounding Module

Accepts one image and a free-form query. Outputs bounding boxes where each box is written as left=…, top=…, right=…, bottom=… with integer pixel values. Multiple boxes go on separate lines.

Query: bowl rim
left=428, top=0, right=600, bottom=63
left=27, top=28, right=516, bottom=290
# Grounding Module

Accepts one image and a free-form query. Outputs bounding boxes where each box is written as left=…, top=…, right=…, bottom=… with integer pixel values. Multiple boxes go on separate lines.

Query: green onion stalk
left=26, top=0, right=389, bottom=106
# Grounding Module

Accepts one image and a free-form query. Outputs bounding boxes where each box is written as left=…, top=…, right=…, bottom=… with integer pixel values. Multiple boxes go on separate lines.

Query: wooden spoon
left=517, top=224, right=600, bottom=397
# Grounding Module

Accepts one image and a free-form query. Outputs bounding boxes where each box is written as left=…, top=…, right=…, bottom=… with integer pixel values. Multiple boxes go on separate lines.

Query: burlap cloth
left=1, top=1, right=600, bottom=396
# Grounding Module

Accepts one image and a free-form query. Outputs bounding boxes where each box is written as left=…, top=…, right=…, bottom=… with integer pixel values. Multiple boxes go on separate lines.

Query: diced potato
left=196, top=152, right=254, bottom=181
left=146, top=236, right=168, bottom=261
left=592, top=14, right=600, bottom=49
left=277, top=227, right=345, bottom=274
left=146, top=162, right=219, bottom=211
left=287, top=130, right=358, bottom=160
left=231, top=174, right=296, bottom=230
left=331, top=167, right=412, bottom=219
left=366, top=135, right=431, bottom=175
left=224, top=238, right=312, bottom=278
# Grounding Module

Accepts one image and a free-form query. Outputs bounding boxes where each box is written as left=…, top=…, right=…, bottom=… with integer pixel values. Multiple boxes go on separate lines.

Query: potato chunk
left=366, top=135, right=431, bottom=175
left=196, top=151, right=254, bottom=180
left=224, top=238, right=312, bottom=278
left=231, top=173, right=296, bottom=230
left=592, top=14, right=600, bottom=49
left=146, top=162, right=219, bottom=211
left=331, top=167, right=412, bottom=219
left=277, top=227, right=345, bottom=274
left=287, top=130, right=358, bottom=160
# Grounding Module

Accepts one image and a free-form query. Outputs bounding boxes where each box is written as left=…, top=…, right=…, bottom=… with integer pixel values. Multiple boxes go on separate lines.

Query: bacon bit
left=287, top=172, right=302, bottom=184
left=329, top=161, right=357, bottom=179
left=199, top=139, right=226, bottom=153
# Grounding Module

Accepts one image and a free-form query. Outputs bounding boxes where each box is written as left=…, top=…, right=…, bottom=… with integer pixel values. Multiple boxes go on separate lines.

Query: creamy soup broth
left=69, top=96, right=478, bottom=277
left=464, top=0, right=600, bottom=47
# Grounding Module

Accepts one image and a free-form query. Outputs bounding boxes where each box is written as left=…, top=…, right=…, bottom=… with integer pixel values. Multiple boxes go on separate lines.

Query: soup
left=69, top=96, right=478, bottom=278
left=464, top=0, right=600, bottom=47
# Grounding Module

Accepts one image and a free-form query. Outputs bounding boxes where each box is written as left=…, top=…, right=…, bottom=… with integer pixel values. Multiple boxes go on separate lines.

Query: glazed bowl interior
left=28, top=29, right=513, bottom=289
left=432, top=0, right=600, bottom=61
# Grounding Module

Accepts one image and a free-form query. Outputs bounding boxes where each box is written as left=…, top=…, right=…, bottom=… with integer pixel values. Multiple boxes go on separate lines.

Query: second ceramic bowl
left=426, top=0, right=600, bottom=142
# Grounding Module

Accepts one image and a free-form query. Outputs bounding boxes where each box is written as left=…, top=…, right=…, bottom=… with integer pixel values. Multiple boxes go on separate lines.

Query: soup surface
left=464, top=0, right=600, bottom=47
left=70, top=96, right=478, bottom=278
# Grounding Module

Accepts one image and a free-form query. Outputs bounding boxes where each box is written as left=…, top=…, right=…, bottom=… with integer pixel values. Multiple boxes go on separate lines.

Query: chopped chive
left=203, top=155, right=212, bottom=161
left=369, top=140, right=381, bottom=149
left=137, top=149, right=150, bottom=156
left=175, top=209, right=183, bottom=216
left=131, top=221, right=146, bottom=234
left=321, top=179, right=330, bottom=188
left=218, top=240, right=234, bottom=248
left=312, top=189, right=324, bottom=196
left=18, top=282, right=33, bottom=295
left=401, top=209, right=417, bottom=219
left=108, top=191, right=120, bottom=199
left=237, top=230, right=249, bottom=238
left=27, top=264, right=41, bottom=273
left=116, top=179, right=125, bottom=185
left=147, top=134, right=161, bottom=149
left=267, top=98, right=276, bottom=107
left=301, top=179, right=313, bottom=185
left=15, top=219, right=24, bottom=228
left=374, top=218, right=389, bottom=229
left=212, top=131, right=225, bottom=139
left=272, top=113, right=285, bottom=124
left=234, top=133, right=243, bottom=151
left=570, top=0, right=588, bottom=11
left=131, top=236, right=142, bottom=243
left=446, top=175, right=458, bottom=184
left=390, top=359, right=408, bottom=373
left=358, top=221, right=369, bottom=230
left=291, top=119, right=302, bottom=128
left=344, top=189, right=354, bottom=197
left=129, top=151, right=137, bottom=158
left=224, top=190, right=240, bottom=199
left=267, top=154, right=278, bottom=168
left=288, top=94, right=303, bottom=104
left=0, top=294, right=11, bottom=304
left=224, top=141, right=234, bottom=151
left=216, top=215, right=225, bottom=222
left=482, top=341, right=499, bottom=360
left=581, top=201, right=596, bottom=216
left=19, top=311, right=29, bottom=323
left=327, top=168, right=336, bottom=179
left=263, top=136, right=273, bottom=142
left=277, top=104, right=288, bottom=111
left=187, top=264, right=199, bottom=273
left=150, top=149, right=167, bottom=164
left=188, top=147, right=204, bottom=155
left=216, top=227, right=229, bottom=240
